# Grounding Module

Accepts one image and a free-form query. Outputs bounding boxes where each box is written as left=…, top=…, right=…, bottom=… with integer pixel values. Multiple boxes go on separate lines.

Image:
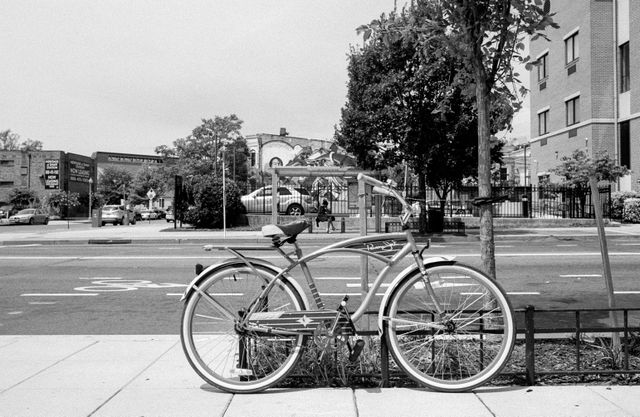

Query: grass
left=277, top=333, right=640, bottom=389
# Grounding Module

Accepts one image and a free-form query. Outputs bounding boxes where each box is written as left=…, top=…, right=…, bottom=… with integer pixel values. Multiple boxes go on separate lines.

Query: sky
left=1, top=0, right=529, bottom=157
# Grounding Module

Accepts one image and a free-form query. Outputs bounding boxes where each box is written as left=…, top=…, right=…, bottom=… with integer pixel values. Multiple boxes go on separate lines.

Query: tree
left=182, top=175, right=246, bottom=229
left=155, top=115, right=249, bottom=228
left=129, top=164, right=174, bottom=206
left=45, top=191, right=80, bottom=218
left=339, top=7, right=508, bottom=231
left=552, top=149, right=628, bottom=355
left=20, top=139, right=43, bottom=151
left=97, top=166, right=134, bottom=205
left=8, top=188, right=39, bottom=210
left=0, top=130, right=43, bottom=151
left=0, top=130, right=20, bottom=150
left=358, top=0, right=557, bottom=278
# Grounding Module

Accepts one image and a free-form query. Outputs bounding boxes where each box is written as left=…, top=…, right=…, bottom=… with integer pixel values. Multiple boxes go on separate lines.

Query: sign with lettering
left=44, top=159, right=59, bottom=190
left=69, top=159, right=91, bottom=183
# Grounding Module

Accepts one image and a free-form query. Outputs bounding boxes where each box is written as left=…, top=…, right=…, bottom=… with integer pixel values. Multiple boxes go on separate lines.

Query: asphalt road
left=2, top=235, right=640, bottom=334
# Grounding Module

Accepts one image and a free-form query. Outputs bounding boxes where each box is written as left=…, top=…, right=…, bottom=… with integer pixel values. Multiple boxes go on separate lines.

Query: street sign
left=146, top=189, right=156, bottom=200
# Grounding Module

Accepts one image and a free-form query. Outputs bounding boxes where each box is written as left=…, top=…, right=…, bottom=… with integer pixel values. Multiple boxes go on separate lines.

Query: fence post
left=525, top=305, right=536, bottom=385
left=380, top=331, right=390, bottom=387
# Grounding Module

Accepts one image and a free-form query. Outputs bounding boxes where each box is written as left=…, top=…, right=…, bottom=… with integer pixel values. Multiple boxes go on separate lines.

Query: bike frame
left=226, top=174, right=446, bottom=328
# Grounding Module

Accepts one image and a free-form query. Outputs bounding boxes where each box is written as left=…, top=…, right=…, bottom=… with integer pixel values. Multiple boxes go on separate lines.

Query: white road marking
left=319, top=292, right=385, bottom=296
left=559, top=274, right=601, bottom=278
left=617, top=243, right=640, bottom=246
left=3, top=252, right=640, bottom=260
left=28, top=301, right=58, bottom=305
left=614, top=291, right=640, bottom=294
left=556, top=244, right=578, bottom=247
left=7, top=311, right=23, bottom=315
left=507, top=292, right=540, bottom=295
left=315, top=277, right=360, bottom=281
left=346, top=283, right=390, bottom=288
left=21, top=293, right=99, bottom=297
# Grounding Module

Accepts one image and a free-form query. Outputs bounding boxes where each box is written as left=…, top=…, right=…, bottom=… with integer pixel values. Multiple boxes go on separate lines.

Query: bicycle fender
left=377, top=256, right=455, bottom=333
left=180, top=258, right=309, bottom=308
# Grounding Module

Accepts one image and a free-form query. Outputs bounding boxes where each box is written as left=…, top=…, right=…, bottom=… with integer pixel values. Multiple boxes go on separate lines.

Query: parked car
left=140, top=209, right=159, bottom=220
left=9, top=208, right=49, bottom=225
left=165, top=209, right=175, bottom=222
left=101, top=205, right=127, bottom=226
left=153, top=208, right=166, bottom=219
left=241, top=186, right=313, bottom=215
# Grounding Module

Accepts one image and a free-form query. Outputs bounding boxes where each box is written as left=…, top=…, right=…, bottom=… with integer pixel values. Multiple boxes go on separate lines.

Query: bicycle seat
left=261, top=220, right=310, bottom=238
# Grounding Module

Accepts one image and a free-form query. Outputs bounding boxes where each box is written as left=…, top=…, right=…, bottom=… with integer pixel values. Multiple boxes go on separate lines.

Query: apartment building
left=529, top=0, right=638, bottom=190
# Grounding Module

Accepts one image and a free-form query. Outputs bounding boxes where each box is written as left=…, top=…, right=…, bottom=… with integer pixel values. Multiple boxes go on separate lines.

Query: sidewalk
left=2, top=220, right=640, bottom=246
left=1, top=335, right=639, bottom=417
left=2, top=224, right=640, bottom=415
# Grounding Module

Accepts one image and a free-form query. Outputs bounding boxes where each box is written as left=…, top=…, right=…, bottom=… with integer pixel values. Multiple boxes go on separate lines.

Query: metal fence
left=244, top=182, right=612, bottom=219
left=364, top=306, right=640, bottom=387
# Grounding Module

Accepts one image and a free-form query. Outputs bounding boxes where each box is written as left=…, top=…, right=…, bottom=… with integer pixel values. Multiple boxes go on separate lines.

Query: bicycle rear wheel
left=181, top=265, right=307, bottom=393
left=383, top=263, right=515, bottom=392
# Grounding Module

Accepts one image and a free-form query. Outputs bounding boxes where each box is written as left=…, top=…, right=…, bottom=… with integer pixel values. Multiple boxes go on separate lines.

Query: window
left=620, top=42, right=630, bottom=93
left=250, top=150, right=256, bottom=167
left=620, top=121, right=630, bottom=169
left=566, top=96, right=580, bottom=126
left=269, top=157, right=283, bottom=167
left=0, top=181, right=14, bottom=187
left=565, top=31, right=579, bottom=64
left=277, top=187, right=292, bottom=195
left=538, top=110, right=549, bottom=135
left=537, top=53, right=548, bottom=81
left=0, top=160, right=15, bottom=167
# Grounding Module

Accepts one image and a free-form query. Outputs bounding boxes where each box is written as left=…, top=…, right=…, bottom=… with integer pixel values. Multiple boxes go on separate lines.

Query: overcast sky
left=1, top=0, right=528, bottom=157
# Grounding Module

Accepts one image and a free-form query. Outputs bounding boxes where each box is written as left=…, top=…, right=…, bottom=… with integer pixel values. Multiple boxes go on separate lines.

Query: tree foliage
left=0, top=130, right=44, bottom=151
left=97, top=166, right=134, bottom=205
left=156, top=115, right=248, bottom=182
left=45, top=191, right=80, bottom=217
left=8, top=188, right=39, bottom=210
left=551, top=149, right=629, bottom=186
left=155, top=115, right=250, bottom=228
left=182, top=175, right=246, bottom=229
left=358, top=0, right=556, bottom=278
left=338, top=6, right=507, bottom=225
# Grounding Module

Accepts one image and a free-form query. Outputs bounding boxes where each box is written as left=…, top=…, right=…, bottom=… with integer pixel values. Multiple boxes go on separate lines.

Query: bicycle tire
left=181, top=264, right=307, bottom=393
left=383, top=262, right=515, bottom=392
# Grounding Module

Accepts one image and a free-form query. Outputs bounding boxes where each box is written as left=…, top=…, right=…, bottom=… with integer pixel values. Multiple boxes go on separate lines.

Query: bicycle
left=180, top=173, right=516, bottom=393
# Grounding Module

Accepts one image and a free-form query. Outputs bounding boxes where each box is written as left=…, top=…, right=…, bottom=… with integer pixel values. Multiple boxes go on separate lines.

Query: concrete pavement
left=1, top=335, right=640, bottom=417
left=2, top=221, right=640, bottom=416
left=2, top=219, right=640, bottom=246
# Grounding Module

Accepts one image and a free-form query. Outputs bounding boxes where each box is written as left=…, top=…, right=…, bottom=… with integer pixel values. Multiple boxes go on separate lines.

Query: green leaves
left=551, top=149, right=630, bottom=186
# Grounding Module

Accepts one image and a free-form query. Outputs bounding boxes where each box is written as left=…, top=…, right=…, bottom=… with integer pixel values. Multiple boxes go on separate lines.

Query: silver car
left=241, top=186, right=313, bottom=215
left=9, top=209, right=49, bottom=225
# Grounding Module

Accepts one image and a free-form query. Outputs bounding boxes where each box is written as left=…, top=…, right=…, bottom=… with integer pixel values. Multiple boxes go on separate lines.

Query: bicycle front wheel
left=383, top=263, right=515, bottom=392
left=181, top=264, right=307, bottom=393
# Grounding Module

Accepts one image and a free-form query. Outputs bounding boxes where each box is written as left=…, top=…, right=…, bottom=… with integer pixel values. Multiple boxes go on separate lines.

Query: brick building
left=0, top=150, right=94, bottom=217
left=529, top=0, right=637, bottom=190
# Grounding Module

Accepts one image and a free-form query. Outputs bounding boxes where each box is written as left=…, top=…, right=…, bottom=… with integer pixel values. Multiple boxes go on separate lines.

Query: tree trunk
left=418, top=173, right=427, bottom=234
left=475, top=79, right=497, bottom=279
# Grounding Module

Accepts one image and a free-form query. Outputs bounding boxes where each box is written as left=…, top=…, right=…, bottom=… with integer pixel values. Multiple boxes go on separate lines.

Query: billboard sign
left=44, top=159, right=59, bottom=190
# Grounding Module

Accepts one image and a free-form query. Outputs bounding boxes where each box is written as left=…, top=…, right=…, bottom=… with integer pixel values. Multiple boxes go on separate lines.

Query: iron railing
left=244, top=183, right=612, bottom=219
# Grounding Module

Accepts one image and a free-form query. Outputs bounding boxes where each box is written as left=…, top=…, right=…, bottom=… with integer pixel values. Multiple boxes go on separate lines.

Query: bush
left=611, top=191, right=640, bottom=220
left=182, top=176, right=246, bottom=228
left=623, top=198, right=640, bottom=223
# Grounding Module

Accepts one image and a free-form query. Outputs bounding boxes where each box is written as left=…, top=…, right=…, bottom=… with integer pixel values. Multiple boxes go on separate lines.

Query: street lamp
left=88, top=177, right=94, bottom=221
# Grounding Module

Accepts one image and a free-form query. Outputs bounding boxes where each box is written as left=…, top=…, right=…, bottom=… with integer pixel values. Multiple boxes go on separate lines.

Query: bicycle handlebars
left=357, top=173, right=414, bottom=225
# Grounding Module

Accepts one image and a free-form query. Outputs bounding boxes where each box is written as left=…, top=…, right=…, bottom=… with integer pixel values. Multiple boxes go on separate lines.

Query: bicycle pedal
left=348, top=339, right=365, bottom=362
